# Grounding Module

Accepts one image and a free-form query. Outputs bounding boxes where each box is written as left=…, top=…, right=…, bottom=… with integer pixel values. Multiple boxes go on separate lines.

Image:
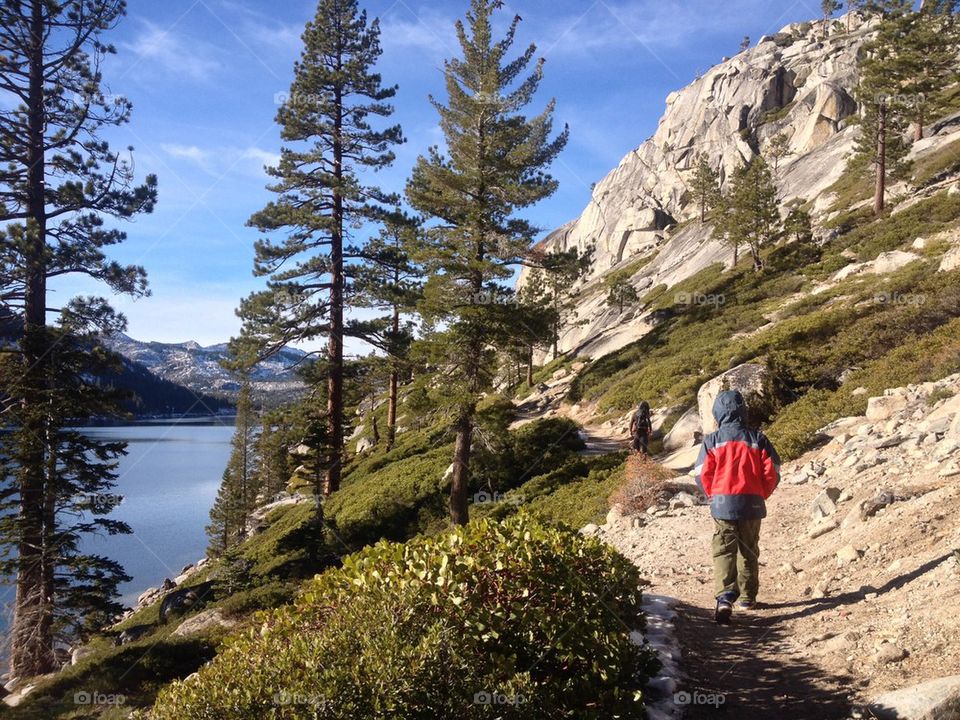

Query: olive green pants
left=712, top=518, right=762, bottom=602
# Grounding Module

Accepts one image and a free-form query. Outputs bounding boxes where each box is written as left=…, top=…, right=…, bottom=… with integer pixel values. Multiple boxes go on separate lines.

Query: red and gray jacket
left=694, top=390, right=781, bottom=520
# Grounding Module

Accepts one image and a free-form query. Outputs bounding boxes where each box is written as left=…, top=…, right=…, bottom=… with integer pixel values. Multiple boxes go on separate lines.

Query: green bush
left=152, top=513, right=660, bottom=720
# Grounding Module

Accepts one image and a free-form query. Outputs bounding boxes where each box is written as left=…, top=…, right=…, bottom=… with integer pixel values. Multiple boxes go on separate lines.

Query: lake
left=1, top=419, right=234, bottom=635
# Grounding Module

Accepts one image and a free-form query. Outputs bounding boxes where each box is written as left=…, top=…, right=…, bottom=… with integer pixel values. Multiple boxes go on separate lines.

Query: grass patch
left=913, top=135, right=960, bottom=188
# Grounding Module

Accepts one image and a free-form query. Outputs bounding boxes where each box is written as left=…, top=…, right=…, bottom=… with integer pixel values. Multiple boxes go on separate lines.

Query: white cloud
left=161, top=143, right=211, bottom=164
left=158, top=143, right=279, bottom=179
left=123, top=20, right=222, bottom=82
left=240, top=147, right=280, bottom=170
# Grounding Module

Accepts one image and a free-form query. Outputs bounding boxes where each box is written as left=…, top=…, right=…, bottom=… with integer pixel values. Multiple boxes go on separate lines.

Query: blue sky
left=52, top=0, right=827, bottom=349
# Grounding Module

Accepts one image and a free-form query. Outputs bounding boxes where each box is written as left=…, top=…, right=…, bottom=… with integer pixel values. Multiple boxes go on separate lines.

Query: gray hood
left=712, top=390, right=747, bottom=427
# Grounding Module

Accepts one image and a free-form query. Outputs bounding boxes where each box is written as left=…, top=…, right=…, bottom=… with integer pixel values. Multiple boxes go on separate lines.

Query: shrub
left=152, top=513, right=660, bottom=720
left=609, top=454, right=683, bottom=516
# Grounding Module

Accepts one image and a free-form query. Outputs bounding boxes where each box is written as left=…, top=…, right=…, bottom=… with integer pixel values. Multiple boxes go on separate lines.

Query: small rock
left=810, top=488, right=842, bottom=519
left=836, top=545, right=862, bottom=566
left=809, top=519, right=839, bottom=539
left=874, top=644, right=908, bottom=664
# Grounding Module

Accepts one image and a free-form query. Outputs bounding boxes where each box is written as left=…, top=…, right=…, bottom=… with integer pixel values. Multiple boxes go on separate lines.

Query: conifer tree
left=854, top=0, right=915, bottom=215
left=726, top=158, right=780, bottom=272
left=767, top=132, right=791, bottom=172
left=0, top=0, right=156, bottom=676
left=206, top=378, right=259, bottom=555
left=784, top=206, right=814, bottom=243
left=235, top=0, right=403, bottom=497
left=822, top=0, right=843, bottom=35
left=406, top=0, right=567, bottom=525
left=605, top=273, right=639, bottom=314
left=350, top=213, right=422, bottom=450
left=900, top=1, right=959, bottom=141
left=524, top=248, right=591, bottom=361
left=689, top=153, right=721, bottom=222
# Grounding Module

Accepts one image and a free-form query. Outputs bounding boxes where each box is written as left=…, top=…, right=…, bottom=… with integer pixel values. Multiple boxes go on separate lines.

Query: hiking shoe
left=715, top=599, right=733, bottom=624
left=737, top=599, right=756, bottom=611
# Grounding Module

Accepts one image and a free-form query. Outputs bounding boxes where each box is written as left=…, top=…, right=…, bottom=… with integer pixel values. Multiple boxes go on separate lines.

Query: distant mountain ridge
left=103, top=333, right=308, bottom=402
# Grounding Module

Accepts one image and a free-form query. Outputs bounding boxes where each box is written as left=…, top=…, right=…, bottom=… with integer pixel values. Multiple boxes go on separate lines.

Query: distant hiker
left=694, top=390, right=780, bottom=624
left=629, top=401, right=653, bottom=455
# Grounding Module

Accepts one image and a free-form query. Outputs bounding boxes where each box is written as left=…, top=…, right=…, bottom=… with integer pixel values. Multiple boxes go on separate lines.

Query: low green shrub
left=152, top=513, right=660, bottom=720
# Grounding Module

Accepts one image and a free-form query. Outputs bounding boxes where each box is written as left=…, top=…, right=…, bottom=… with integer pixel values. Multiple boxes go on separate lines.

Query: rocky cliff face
left=522, top=13, right=876, bottom=359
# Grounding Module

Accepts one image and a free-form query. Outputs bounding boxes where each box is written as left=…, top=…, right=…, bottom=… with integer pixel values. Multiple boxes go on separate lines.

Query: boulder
left=159, top=581, right=214, bottom=624
left=836, top=545, right=861, bottom=565
left=866, top=395, right=908, bottom=422
left=662, top=406, right=703, bottom=451
left=355, top=436, right=374, bottom=454
left=869, top=675, right=960, bottom=720
left=872, top=250, right=920, bottom=274
left=940, top=246, right=960, bottom=273
left=697, top=363, right=769, bottom=434
left=810, top=488, right=841, bottom=520
left=171, top=609, right=238, bottom=638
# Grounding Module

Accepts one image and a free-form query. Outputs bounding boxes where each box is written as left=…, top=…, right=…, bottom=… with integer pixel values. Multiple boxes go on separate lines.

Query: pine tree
left=235, top=0, right=403, bottom=497
left=509, top=284, right=554, bottom=387
left=524, top=247, right=591, bottom=360
left=900, top=1, right=959, bottom=141
left=206, top=378, right=259, bottom=555
left=605, top=273, right=639, bottom=314
left=854, top=1, right=915, bottom=215
left=0, top=0, right=156, bottom=677
left=784, top=206, right=815, bottom=243
left=726, top=158, right=781, bottom=272
left=406, top=0, right=567, bottom=525
left=350, top=213, right=422, bottom=450
left=740, top=36, right=751, bottom=52
left=767, top=132, right=791, bottom=172
left=689, top=153, right=721, bottom=222
left=822, top=0, right=843, bottom=36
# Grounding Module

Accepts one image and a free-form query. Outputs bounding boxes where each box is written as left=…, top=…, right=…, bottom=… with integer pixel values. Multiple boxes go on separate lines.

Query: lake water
left=0, top=420, right=234, bottom=636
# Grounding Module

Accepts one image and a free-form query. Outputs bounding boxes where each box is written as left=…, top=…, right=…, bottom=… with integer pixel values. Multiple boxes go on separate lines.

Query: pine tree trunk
left=324, top=84, right=345, bottom=497
left=732, top=242, right=739, bottom=268
left=915, top=109, right=924, bottom=143
left=449, top=408, right=473, bottom=526
left=526, top=344, right=534, bottom=387
left=385, top=305, right=400, bottom=451
left=874, top=102, right=887, bottom=216
left=12, top=0, right=55, bottom=678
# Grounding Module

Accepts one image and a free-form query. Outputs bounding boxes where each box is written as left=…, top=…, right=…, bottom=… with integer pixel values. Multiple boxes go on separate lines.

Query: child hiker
left=694, top=390, right=781, bottom=624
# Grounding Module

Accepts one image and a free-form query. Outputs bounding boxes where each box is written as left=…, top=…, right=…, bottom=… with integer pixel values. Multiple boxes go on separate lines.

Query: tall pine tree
left=725, top=158, right=780, bottom=272
left=0, top=0, right=156, bottom=676
left=406, top=1, right=567, bottom=525
left=854, top=0, right=915, bottom=215
left=234, top=0, right=403, bottom=497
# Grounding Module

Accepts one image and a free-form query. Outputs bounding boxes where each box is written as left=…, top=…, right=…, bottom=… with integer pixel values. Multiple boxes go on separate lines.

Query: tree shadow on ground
left=673, top=601, right=852, bottom=719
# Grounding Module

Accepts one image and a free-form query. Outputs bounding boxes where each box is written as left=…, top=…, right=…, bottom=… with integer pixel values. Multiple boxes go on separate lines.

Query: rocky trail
left=586, top=375, right=960, bottom=719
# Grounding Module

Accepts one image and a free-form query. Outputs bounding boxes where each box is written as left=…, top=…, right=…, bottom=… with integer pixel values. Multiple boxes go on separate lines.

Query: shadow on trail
left=674, top=601, right=852, bottom=719
left=762, top=551, right=954, bottom=622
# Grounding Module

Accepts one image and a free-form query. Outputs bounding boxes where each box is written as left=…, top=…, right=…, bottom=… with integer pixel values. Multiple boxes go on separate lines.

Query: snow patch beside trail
left=636, top=593, right=684, bottom=720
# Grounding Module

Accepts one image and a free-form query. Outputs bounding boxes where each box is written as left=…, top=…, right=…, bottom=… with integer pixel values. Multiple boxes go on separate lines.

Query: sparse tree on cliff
left=690, top=153, right=721, bottom=222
